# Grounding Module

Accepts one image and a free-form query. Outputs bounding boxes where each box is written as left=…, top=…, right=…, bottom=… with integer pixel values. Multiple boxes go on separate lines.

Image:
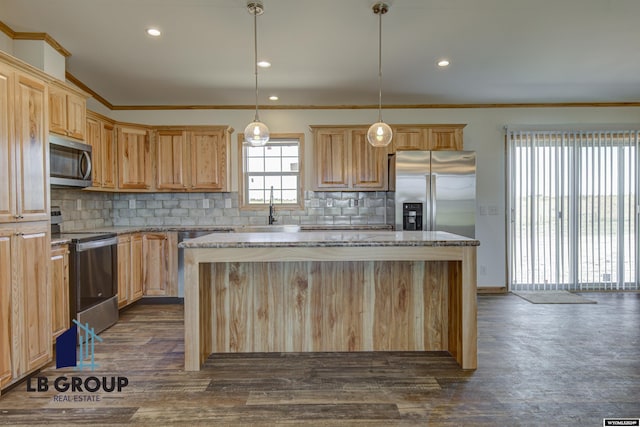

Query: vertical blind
left=506, top=128, right=639, bottom=291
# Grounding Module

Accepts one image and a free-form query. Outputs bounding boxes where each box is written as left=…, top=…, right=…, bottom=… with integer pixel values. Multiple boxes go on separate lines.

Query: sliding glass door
left=507, top=128, right=638, bottom=291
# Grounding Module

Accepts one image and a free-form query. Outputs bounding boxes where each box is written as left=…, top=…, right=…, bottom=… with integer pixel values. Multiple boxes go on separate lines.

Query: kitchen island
left=181, top=230, right=479, bottom=371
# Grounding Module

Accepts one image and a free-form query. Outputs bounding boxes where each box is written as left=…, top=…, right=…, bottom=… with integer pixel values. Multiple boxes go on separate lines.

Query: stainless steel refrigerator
left=391, top=150, right=476, bottom=238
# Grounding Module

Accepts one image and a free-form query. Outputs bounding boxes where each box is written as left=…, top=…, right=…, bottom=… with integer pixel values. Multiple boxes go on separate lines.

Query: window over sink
left=238, top=133, right=304, bottom=210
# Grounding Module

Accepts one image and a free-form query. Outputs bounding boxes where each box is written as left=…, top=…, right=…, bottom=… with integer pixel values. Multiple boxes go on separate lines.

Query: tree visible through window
left=239, top=134, right=304, bottom=208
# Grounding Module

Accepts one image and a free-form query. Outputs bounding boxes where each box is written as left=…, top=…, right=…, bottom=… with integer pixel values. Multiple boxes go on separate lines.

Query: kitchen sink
left=235, top=225, right=301, bottom=233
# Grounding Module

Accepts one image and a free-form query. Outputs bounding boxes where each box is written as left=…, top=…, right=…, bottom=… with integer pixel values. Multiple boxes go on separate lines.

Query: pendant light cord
left=376, top=5, right=383, bottom=122
left=253, top=9, right=260, bottom=122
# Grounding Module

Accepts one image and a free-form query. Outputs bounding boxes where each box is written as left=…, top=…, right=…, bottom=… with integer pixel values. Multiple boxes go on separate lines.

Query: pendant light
left=244, top=1, right=269, bottom=147
left=367, top=2, right=393, bottom=147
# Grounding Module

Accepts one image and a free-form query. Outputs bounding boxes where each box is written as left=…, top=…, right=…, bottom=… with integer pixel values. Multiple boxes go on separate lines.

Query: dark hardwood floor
left=1, top=293, right=639, bottom=426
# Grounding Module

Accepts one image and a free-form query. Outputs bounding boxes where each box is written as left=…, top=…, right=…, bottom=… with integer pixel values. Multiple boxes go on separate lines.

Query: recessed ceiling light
left=257, top=61, right=271, bottom=68
left=437, top=59, right=450, bottom=67
left=146, top=28, right=161, bottom=37
left=269, top=95, right=279, bottom=101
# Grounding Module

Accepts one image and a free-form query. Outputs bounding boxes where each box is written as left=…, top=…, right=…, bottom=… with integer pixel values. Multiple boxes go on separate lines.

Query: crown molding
left=0, top=20, right=71, bottom=57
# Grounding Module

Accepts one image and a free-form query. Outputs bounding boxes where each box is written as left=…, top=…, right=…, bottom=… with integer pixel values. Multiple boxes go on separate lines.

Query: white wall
left=109, top=106, right=640, bottom=288
left=0, top=32, right=12, bottom=55
left=11, top=39, right=65, bottom=80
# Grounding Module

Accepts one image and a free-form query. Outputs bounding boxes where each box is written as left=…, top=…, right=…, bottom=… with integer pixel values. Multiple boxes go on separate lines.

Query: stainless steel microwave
left=49, top=134, right=93, bottom=188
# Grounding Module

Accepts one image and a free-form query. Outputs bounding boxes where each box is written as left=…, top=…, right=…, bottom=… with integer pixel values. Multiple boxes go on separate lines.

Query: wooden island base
left=184, top=243, right=477, bottom=371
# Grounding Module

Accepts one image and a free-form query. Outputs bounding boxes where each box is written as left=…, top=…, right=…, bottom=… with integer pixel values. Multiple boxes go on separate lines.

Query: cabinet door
left=101, top=122, right=116, bottom=189
left=392, top=127, right=429, bottom=152
left=157, top=130, right=188, bottom=190
left=14, top=223, right=50, bottom=375
left=351, top=130, right=388, bottom=190
left=0, top=63, right=14, bottom=224
left=190, top=130, right=227, bottom=191
left=117, top=127, right=151, bottom=189
left=142, top=233, right=168, bottom=296
left=0, top=228, right=12, bottom=388
left=48, top=87, right=67, bottom=137
left=50, top=245, right=69, bottom=341
left=117, top=235, right=131, bottom=308
left=86, top=117, right=102, bottom=187
left=66, top=93, right=85, bottom=140
left=428, top=127, right=463, bottom=151
left=130, top=234, right=144, bottom=302
left=313, top=129, right=349, bottom=189
left=14, top=73, right=48, bottom=222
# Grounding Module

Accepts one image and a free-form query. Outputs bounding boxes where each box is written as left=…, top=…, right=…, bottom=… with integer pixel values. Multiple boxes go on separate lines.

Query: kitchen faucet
left=268, top=186, right=276, bottom=225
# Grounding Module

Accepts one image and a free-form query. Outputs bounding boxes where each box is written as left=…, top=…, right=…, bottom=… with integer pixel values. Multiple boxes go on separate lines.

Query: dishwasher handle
left=76, top=236, right=118, bottom=252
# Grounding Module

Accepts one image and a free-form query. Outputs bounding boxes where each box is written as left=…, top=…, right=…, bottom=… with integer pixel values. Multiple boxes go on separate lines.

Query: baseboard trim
left=477, top=287, right=507, bottom=294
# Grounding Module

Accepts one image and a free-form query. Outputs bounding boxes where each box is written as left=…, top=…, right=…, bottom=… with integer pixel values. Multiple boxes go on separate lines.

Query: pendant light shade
left=367, top=121, right=393, bottom=147
left=244, top=1, right=269, bottom=147
left=244, top=120, right=270, bottom=146
left=367, top=2, right=392, bottom=147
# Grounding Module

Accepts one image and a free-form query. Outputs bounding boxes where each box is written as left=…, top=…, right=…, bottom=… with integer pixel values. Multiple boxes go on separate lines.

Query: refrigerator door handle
left=430, top=174, right=437, bottom=231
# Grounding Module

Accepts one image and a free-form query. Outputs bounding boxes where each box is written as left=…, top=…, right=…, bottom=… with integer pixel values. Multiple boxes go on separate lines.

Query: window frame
left=238, top=133, right=305, bottom=210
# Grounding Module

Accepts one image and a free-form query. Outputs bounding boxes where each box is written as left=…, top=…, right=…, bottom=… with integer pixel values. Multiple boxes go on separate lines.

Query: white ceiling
left=2, top=0, right=640, bottom=107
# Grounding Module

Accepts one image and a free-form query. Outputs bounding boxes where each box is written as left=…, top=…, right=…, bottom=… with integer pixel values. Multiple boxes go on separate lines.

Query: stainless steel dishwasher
left=177, top=230, right=230, bottom=297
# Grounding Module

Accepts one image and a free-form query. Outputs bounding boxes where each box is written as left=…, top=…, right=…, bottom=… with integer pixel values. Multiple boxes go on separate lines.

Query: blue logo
left=56, top=320, right=104, bottom=371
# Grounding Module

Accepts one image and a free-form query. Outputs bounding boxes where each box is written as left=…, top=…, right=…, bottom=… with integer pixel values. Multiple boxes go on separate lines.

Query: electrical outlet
left=76, top=199, right=82, bottom=210
left=202, top=199, right=210, bottom=209
left=224, top=198, right=232, bottom=209
left=479, top=265, right=487, bottom=275
left=129, top=199, right=136, bottom=209
left=326, top=198, right=333, bottom=207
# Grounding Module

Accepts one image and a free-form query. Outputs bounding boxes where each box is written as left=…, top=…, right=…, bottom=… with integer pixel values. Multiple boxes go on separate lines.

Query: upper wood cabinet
left=391, top=125, right=465, bottom=152
left=0, top=62, right=14, bottom=225
left=427, top=126, right=464, bottom=151
left=351, top=129, right=388, bottom=189
left=155, top=126, right=231, bottom=192
left=313, top=128, right=349, bottom=189
left=0, top=64, right=49, bottom=224
left=156, top=129, right=188, bottom=190
left=87, top=112, right=116, bottom=189
left=312, top=126, right=388, bottom=191
left=391, top=127, right=430, bottom=151
left=117, top=125, right=151, bottom=190
left=49, top=84, right=86, bottom=141
left=50, top=244, right=69, bottom=342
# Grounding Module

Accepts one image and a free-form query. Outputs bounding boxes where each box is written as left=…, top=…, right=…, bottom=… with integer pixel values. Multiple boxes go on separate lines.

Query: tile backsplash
left=51, top=188, right=114, bottom=231
left=52, top=189, right=394, bottom=229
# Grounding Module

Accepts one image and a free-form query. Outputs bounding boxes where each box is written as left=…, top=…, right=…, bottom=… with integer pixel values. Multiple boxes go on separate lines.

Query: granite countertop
left=49, top=224, right=394, bottom=246
left=179, top=230, right=480, bottom=249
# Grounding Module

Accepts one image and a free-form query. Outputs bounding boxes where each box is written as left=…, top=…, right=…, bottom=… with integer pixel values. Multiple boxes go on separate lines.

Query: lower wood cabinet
left=117, top=233, right=144, bottom=308
left=0, top=222, right=51, bottom=393
left=131, top=234, right=144, bottom=301
left=0, top=228, right=12, bottom=390
left=143, top=232, right=177, bottom=297
left=117, top=234, right=131, bottom=308
left=117, top=231, right=177, bottom=309
left=50, top=244, right=69, bottom=341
